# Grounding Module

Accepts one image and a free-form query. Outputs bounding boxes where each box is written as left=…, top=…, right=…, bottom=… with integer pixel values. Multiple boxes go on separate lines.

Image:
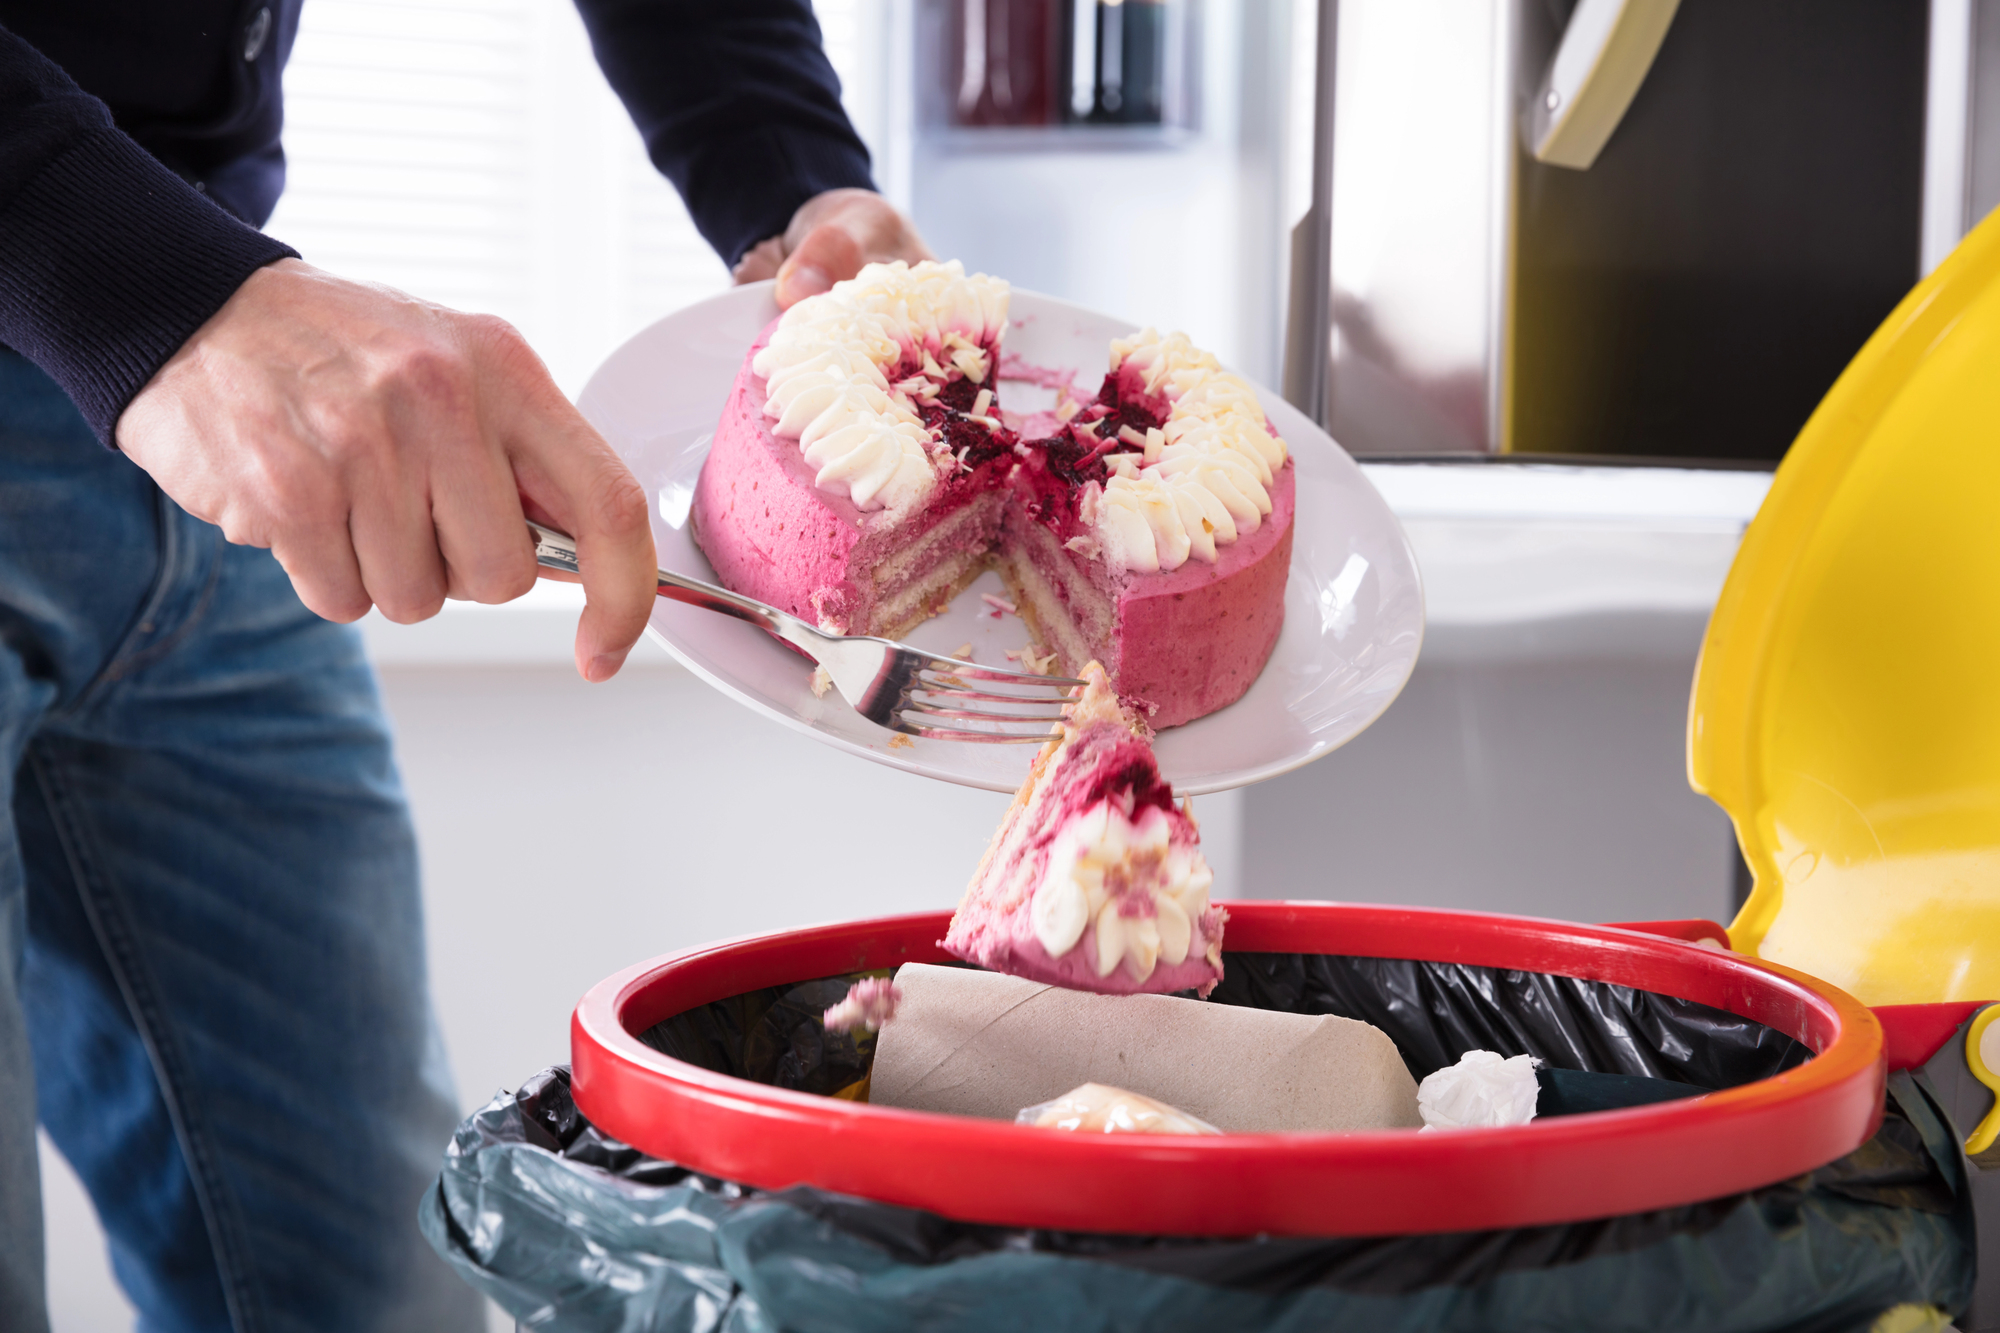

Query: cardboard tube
left=871, top=964, right=1422, bottom=1133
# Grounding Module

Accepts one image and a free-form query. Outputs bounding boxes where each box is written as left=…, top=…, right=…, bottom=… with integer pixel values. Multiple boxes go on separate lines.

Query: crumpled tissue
left=1417, top=1050, right=1541, bottom=1130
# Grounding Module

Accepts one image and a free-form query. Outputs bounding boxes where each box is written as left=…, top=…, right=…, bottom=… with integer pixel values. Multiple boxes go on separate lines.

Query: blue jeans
left=0, top=349, right=483, bottom=1333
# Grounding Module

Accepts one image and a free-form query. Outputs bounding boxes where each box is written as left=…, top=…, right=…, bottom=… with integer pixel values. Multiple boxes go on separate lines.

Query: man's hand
left=732, top=188, right=934, bottom=308
left=116, top=259, right=657, bottom=683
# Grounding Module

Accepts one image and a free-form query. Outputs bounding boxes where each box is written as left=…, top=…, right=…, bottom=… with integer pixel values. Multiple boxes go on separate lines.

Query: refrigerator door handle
left=1282, top=0, right=1340, bottom=428
left=1525, top=0, right=1682, bottom=170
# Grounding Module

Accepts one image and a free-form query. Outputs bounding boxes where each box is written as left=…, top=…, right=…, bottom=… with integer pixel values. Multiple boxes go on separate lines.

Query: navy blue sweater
left=0, top=1, right=875, bottom=442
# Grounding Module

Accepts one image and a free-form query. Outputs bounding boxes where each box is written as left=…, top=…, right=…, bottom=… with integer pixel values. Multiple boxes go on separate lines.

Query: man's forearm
left=0, top=23, right=295, bottom=443
left=571, top=0, right=877, bottom=267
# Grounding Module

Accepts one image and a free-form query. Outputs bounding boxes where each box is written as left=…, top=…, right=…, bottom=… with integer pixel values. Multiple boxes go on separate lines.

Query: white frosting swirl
left=746, top=276, right=1281, bottom=556
left=752, top=260, right=1010, bottom=514
left=1030, top=800, right=1213, bottom=984
left=1092, top=329, right=1291, bottom=575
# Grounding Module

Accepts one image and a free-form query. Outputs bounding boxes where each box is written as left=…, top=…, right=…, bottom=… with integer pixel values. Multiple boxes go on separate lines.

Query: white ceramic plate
left=577, top=282, right=1423, bottom=795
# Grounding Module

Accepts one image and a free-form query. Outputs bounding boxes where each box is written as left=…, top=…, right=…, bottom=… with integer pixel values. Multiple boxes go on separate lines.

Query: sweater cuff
left=0, top=127, right=298, bottom=444
left=684, top=125, right=878, bottom=267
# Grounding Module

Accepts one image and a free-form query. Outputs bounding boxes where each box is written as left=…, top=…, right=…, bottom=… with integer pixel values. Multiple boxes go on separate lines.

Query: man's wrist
left=0, top=127, right=297, bottom=445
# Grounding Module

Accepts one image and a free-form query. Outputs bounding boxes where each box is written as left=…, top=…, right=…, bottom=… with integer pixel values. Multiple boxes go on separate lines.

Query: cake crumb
left=887, top=733, right=916, bottom=750
left=980, top=593, right=1017, bottom=619
left=1075, top=483, right=1103, bottom=529
left=1005, top=645, right=1060, bottom=676
left=823, top=977, right=901, bottom=1033
left=809, top=665, right=834, bottom=698
left=932, top=643, right=975, bottom=687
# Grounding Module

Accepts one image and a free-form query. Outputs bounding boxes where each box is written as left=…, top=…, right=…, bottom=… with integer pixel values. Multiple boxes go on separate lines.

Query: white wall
left=1239, top=466, right=1765, bottom=928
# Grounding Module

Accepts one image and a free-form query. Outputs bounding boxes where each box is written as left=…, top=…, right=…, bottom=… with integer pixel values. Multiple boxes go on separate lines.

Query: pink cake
left=942, top=663, right=1226, bottom=995
left=822, top=978, right=901, bottom=1034
left=690, top=260, right=1295, bottom=728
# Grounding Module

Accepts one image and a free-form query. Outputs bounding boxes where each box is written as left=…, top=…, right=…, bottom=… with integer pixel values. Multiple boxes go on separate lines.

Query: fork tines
left=894, top=657, right=1083, bottom=744
left=903, top=695, right=1067, bottom=723
left=890, top=720, right=1055, bottom=743
left=911, top=680, right=1074, bottom=708
left=918, top=656, right=1085, bottom=689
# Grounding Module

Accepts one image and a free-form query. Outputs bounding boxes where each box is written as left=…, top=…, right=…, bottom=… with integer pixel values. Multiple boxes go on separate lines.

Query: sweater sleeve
left=572, top=0, right=878, bottom=267
left=0, top=24, right=297, bottom=444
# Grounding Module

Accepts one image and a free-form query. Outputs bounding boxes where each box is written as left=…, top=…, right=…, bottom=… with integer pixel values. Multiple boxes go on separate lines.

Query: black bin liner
left=421, top=953, right=1976, bottom=1332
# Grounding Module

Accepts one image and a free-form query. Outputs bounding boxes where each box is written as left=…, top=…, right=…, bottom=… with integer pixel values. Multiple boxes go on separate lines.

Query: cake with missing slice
left=942, top=662, right=1225, bottom=995
left=689, top=260, right=1293, bottom=728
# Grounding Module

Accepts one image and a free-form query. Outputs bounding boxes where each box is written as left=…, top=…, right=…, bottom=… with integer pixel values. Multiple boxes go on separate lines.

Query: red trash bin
left=570, top=901, right=1886, bottom=1237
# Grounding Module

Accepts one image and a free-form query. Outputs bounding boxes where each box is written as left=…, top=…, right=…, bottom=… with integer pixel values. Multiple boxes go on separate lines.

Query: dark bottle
left=949, top=0, right=1064, bottom=127
left=1078, top=0, right=1166, bottom=125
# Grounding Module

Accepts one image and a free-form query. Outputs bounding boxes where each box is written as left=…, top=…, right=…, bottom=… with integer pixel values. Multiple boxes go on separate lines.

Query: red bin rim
left=570, top=902, right=1884, bottom=1237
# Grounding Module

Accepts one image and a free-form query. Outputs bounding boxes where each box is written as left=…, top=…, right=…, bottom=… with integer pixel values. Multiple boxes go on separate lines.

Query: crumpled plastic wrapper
left=1418, top=1050, right=1542, bottom=1130
left=1016, top=1082, right=1221, bottom=1135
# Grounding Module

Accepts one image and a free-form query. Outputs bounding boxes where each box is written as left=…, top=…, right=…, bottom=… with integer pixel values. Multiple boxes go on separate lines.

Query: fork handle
left=527, top=520, right=800, bottom=640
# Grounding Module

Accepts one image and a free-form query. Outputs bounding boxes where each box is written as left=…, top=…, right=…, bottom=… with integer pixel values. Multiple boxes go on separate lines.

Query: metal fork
left=528, top=521, right=1084, bottom=743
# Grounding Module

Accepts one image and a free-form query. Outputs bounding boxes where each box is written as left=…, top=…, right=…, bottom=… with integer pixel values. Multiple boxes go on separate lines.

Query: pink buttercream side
left=691, top=324, right=869, bottom=627
left=1108, top=461, right=1296, bottom=727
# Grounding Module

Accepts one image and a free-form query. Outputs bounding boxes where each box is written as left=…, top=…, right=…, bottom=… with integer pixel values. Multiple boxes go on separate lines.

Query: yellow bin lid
left=1691, top=206, right=2000, bottom=1010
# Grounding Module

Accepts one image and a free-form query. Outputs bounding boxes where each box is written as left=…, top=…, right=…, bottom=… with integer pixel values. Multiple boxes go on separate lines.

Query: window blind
left=267, top=0, right=871, bottom=397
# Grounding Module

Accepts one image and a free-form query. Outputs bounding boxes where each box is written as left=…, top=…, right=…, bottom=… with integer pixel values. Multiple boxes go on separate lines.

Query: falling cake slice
left=942, top=663, right=1226, bottom=995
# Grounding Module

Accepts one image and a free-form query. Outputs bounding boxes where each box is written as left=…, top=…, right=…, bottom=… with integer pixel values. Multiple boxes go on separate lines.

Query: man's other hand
left=115, top=259, right=657, bottom=683
left=732, top=188, right=934, bottom=307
